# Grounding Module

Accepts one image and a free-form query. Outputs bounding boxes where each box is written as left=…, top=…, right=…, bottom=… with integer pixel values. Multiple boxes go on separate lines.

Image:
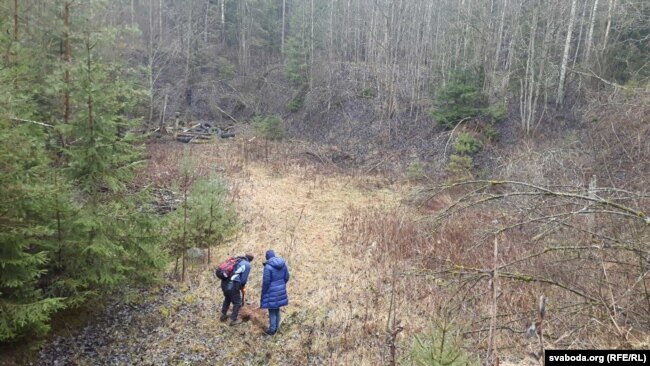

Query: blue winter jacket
left=260, top=256, right=290, bottom=309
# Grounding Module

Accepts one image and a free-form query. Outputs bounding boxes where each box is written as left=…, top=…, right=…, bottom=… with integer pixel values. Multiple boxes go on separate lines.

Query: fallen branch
left=428, top=180, right=649, bottom=225
left=213, top=104, right=240, bottom=124
left=569, top=68, right=648, bottom=92
left=443, top=117, right=472, bottom=160
left=10, top=116, right=53, bottom=128
left=302, top=151, right=327, bottom=164
left=451, top=265, right=601, bottom=304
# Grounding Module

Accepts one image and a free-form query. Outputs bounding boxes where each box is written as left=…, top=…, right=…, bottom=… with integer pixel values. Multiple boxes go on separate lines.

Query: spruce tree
left=0, top=13, right=66, bottom=341
left=431, top=69, right=488, bottom=129
left=165, top=159, right=239, bottom=278
left=0, top=121, right=66, bottom=341
left=190, top=175, right=238, bottom=264
left=165, top=156, right=197, bottom=281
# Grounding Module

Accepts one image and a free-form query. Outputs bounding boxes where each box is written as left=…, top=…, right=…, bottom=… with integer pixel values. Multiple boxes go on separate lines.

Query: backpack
left=215, top=256, right=242, bottom=281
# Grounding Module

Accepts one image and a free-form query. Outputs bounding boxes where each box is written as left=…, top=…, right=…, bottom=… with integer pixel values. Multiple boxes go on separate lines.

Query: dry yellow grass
left=230, top=163, right=400, bottom=305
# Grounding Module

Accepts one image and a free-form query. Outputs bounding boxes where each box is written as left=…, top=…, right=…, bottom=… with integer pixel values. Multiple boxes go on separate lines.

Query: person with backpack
left=218, top=253, right=254, bottom=325
left=260, top=250, right=290, bottom=335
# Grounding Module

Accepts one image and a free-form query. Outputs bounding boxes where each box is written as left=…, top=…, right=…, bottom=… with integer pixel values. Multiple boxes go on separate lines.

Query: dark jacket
left=260, top=252, right=290, bottom=309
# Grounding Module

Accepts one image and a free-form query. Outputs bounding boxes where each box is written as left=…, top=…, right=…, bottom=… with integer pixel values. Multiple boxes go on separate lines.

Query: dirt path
left=34, top=146, right=404, bottom=365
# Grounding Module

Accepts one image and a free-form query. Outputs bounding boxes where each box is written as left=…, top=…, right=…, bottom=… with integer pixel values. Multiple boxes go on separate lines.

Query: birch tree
left=585, top=0, right=599, bottom=62
left=556, top=0, right=577, bottom=107
left=602, top=0, right=615, bottom=50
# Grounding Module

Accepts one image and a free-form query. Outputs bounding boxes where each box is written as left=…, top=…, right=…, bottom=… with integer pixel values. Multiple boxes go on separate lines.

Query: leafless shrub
left=339, top=207, right=430, bottom=261
left=424, top=180, right=649, bottom=349
left=336, top=172, right=649, bottom=364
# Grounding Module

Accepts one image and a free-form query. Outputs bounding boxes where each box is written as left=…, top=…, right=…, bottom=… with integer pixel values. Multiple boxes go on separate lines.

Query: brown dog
left=239, top=305, right=268, bottom=331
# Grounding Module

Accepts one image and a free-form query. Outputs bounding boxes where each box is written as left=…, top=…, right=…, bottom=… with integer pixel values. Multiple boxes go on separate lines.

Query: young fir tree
left=284, top=36, right=309, bottom=86
left=408, top=318, right=478, bottom=366
left=189, top=175, right=238, bottom=264
left=0, top=120, right=67, bottom=341
left=165, top=157, right=239, bottom=279
left=431, top=68, right=488, bottom=129
left=165, top=156, right=197, bottom=281
left=0, top=15, right=66, bottom=341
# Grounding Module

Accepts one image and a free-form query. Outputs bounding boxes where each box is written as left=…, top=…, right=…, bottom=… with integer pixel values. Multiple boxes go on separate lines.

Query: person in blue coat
left=260, top=250, right=290, bottom=335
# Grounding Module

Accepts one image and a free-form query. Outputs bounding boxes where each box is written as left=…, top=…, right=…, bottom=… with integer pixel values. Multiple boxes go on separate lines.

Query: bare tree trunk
left=239, top=0, right=247, bottom=72
left=13, top=0, right=18, bottom=42
left=63, top=1, right=72, bottom=126
left=220, top=0, right=225, bottom=43
left=486, top=235, right=499, bottom=366
left=382, top=0, right=393, bottom=123
left=532, top=11, right=554, bottom=133
left=327, top=0, right=334, bottom=113
left=502, top=36, right=515, bottom=105
left=84, top=37, right=95, bottom=153
left=587, top=174, right=598, bottom=239
left=389, top=0, right=405, bottom=123
left=520, top=9, right=537, bottom=133
left=281, top=0, right=286, bottom=53
left=602, top=0, right=615, bottom=50
left=174, top=113, right=180, bottom=139
left=345, top=0, right=351, bottom=61
left=148, top=0, right=154, bottom=125
left=354, top=0, right=360, bottom=63
left=556, top=0, right=577, bottom=107
left=573, top=0, right=589, bottom=67
left=370, top=3, right=380, bottom=93
left=131, top=0, right=135, bottom=25
left=329, top=0, right=334, bottom=57
left=415, top=0, right=433, bottom=121
left=54, top=174, right=64, bottom=267
left=181, top=175, right=189, bottom=282
left=204, top=0, right=209, bottom=43
left=181, top=252, right=186, bottom=281
left=461, top=0, right=473, bottom=66
left=310, top=0, right=314, bottom=89
left=585, top=0, right=599, bottom=62
left=11, top=0, right=18, bottom=89
left=453, top=0, right=461, bottom=71
left=434, top=3, right=443, bottom=83
left=159, top=93, right=168, bottom=134
left=185, top=1, right=193, bottom=116
left=493, top=0, right=507, bottom=73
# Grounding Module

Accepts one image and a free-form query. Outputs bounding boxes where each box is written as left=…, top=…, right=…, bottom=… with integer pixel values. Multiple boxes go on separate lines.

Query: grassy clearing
left=140, top=137, right=408, bottom=364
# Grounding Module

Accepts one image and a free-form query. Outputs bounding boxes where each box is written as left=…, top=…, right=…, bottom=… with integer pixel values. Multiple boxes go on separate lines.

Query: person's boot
left=229, top=318, right=243, bottom=326
left=219, top=313, right=228, bottom=322
left=264, top=328, right=276, bottom=336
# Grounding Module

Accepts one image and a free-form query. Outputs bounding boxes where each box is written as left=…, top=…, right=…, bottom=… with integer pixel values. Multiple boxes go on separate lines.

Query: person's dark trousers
left=268, top=308, right=280, bottom=333
left=221, top=280, right=242, bottom=321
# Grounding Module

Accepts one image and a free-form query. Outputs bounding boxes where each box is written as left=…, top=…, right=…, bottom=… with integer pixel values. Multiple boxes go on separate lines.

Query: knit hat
left=265, top=250, right=276, bottom=260
left=245, top=253, right=254, bottom=262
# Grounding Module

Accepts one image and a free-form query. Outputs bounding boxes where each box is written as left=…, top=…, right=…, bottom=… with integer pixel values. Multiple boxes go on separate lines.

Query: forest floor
left=31, top=138, right=410, bottom=365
